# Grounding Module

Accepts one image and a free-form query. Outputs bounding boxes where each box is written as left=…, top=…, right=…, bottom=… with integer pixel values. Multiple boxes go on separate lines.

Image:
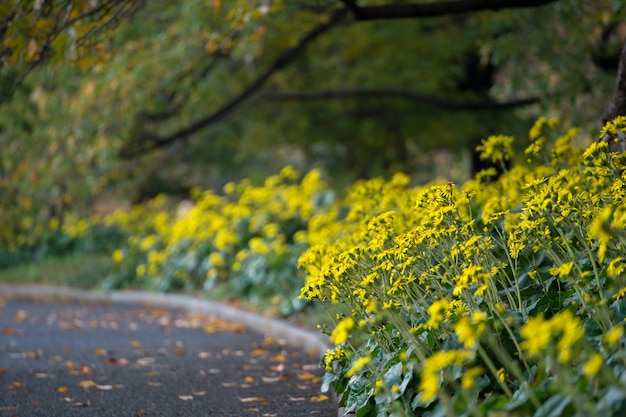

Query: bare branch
left=119, top=6, right=350, bottom=158
left=345, top=0, right=560, bottom=20
left=259, top=88, right=540, bottom=110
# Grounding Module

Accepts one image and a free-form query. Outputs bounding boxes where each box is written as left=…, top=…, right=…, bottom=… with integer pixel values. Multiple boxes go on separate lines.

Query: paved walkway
left=0, top=287, right=338, bottom=416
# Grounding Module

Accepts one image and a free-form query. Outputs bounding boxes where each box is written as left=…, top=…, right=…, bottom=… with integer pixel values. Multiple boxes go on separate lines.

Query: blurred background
left=0, top=0, right=624, bottom=297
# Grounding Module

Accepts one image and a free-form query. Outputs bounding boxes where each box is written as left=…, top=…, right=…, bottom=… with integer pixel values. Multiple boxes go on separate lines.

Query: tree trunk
left=601, top=41, right=626, bottom=152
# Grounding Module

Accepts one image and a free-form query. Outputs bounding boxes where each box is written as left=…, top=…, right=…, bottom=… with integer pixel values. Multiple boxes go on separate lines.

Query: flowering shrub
left=299, top=117, right=626, bottom=416
left=105, top=167, right=334, bottom=313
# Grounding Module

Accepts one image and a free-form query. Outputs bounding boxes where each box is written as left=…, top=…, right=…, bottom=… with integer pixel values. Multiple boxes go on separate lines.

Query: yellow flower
left=455, top=317, right=483, bottom=349
left=476, top=135, right=515, bottom=163
left=461, top=366, right=484, bottom=390
left=497, top=367, right=506, bottom=382
left=426, top=299, right=450, bottom=329
left=112, top=249, right=124, bottom=263
left=520, top=315, right=552, bottom=356
left=346, top=355, right=371, bottom=378
left=603, top=326, right=623, bottom=346
left=419, top=350, right=472, bottom=402
left=582, top=353, right=603, bottom=377
left=549, top=261, right=573, bottom=278
left=330, top=317, right=355, bottom=345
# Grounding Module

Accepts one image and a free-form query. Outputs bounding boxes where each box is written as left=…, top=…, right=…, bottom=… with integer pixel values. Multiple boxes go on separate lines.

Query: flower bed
left=298, top=117, right=626, bottom=416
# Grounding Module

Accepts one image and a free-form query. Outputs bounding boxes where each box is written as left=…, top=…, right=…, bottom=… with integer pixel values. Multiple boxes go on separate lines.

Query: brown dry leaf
left=0, top=368, right=7, bottom=374
left=298, top=372, right=317, bottom=380
left=130, top=340, right=142, bottom=348
left=244, top=376, right=254, bottom=384
left=174, top=348, right=187, bottom=356
left=13, top=310, right=28, bottom=323
left=0, top=407, right=18, bottom=411
left=57, top=386, right=69, bottom=393
left=79, top=380, right=96, bottom=390
left=10, top=381, right=23, bottom=388
left=147, top=381, right=161, bottom=387
left=58, top=397, right=74, bottom=403
left=262, top=375, right=289, bottom=383
left=72, top=400, right=91, bottom=407
left=239, top=397, right=267, bottom=405
left=250, top=348, right=267, bottom=357
left=270, top=353, right=286, bottom=362
left=95, top=348, right=107, bottom=356
left=178, top=395, right=193, bottom=401
left=80, top=365, right=92, bottom=374
left=2, top=326, right=18, bottom=335
left=136, top=357, right=155, bottom=366
left=269, top=364, right=285, bottom=373
left=310, top=394, right=329, bottom=402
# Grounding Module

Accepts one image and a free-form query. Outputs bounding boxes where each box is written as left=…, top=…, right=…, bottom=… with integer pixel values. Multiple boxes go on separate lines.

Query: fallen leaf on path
left=130, top=340, right=142, bottom=348
left=79, top=380, right=96, bottom=390
left=178, top=395, right=193, bottom=400
left=147, top=381, right=161, bottom=387
left=192, top=391, right=207, bottom=396
left=270, top=353, right=286, bottom=362
left=136, top=357, right=155, bottom=366
left=10, top=381, right=23, bottom=388
left=72, top=400, right=91, bottom=407
left=57, top=386, right=69, bottom=393
left=244, top=376, right=254, bottom=384
left=58, top=397, right=74, bottom=403
left=14, top=310, right=28, bottom=322
left=197, top=351, right=210, bottom=358
left=2, top=327, right=18, bottom=335
left=0, top=368, right=6, bottom=374
left=262, top=375, right=289, bottom=383
left=250, top=348, right=267, bottom=357
left=288, top=395, right=306, bottom=402
left=95, top=348, right=107, bottom=356
left=298, top=372, right=318, bottom=381
left=96, top=384, right=123, bottom=390
left=0, top=406, right=17, bottom=411
left=239, top=396, right=268, bottom=405
left=310, top=394, right=329, bottom=402
left=174, top=348, right=187, bottom=356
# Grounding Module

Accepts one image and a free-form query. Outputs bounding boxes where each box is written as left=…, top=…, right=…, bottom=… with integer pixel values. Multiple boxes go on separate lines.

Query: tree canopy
left=1, top=0, right=625, bottom=220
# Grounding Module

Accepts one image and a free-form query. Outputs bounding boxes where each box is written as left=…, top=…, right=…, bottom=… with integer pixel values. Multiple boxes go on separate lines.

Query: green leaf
left=598, top=386, right=626, bottom=416
left=532, top=394, right=571, bottom=417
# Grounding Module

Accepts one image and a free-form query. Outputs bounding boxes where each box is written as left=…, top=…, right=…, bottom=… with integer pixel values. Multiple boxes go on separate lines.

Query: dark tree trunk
left=602, top=41, right=626, bottom=153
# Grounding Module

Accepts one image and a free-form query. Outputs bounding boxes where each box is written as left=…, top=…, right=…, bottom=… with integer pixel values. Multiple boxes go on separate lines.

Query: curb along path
left=0, top=285, right=338, bottom=417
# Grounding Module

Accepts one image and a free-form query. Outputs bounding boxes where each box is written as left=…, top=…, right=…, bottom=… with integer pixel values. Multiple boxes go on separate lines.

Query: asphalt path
left=0, top=296, right=337, bottom=417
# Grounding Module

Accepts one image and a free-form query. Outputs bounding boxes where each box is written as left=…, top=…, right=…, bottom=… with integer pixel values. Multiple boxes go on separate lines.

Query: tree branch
left=345, top=0, right=560, bottom=20
left=119, top=6, right=349, bottom=158
left=603, top=41, right=626, bottom=124
left=601, top=41, right=626, bottom=152
left=259, top=88, right=540, bottom=110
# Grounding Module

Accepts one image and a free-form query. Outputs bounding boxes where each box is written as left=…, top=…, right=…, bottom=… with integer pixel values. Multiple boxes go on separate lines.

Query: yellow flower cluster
left=105, top=167, right=332, bottom=298
left=297, top=118, right=626, bottom=415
